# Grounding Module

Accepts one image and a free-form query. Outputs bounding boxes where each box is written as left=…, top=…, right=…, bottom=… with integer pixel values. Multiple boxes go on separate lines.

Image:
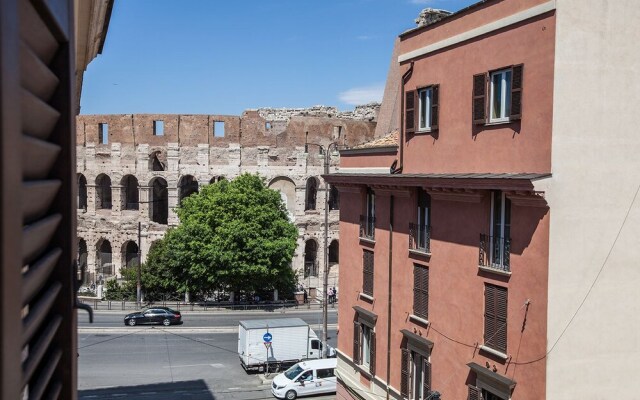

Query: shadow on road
left=79, top=379, right=216, bottom=399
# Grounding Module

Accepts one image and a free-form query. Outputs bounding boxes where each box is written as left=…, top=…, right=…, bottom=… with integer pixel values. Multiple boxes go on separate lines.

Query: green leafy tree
left=143, top=173, right=298, bottom=300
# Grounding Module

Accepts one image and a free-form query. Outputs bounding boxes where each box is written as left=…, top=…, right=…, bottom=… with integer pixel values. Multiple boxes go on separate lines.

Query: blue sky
left=80, top=0, right=478, bottom=116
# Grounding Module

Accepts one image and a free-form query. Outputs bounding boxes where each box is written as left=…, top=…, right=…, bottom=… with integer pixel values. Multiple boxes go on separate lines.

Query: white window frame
left=408, top=344, right=430, bottom=400
left=417, top=87, right=432, bottom=131
left=489, top=69, right=512, bottom=123
left=366, top=189, right=375, bottom=238
left=361, top=324, right=372, bottom=368
left=489, top=191, right=509, bottom=268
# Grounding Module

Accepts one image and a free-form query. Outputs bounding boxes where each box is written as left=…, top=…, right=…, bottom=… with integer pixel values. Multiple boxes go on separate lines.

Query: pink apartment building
left=326, top=0, right=640, bottom=399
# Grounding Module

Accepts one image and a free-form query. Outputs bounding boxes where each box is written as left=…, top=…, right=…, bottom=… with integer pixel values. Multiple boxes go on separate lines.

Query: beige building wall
left=546, top=0, right=640, bottom=398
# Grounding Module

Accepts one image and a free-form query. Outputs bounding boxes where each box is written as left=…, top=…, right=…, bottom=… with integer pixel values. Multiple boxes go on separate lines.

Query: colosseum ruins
left=76, top=105, right=379, bottom=300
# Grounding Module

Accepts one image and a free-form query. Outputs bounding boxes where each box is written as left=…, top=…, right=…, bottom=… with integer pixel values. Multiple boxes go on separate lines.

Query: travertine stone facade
left=77, top=107, right=378, bottom=297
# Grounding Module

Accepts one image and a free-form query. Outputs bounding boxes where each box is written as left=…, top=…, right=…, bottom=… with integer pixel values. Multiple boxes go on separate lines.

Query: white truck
left=238, top=318, right=335, bottom=372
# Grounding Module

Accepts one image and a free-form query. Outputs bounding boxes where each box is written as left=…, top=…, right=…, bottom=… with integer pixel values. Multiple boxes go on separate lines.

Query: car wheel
left=162, top=318, right=171, bottom=326
left=128, top=319, right=136, bottom=326
left=285, top=390, right=297, bottom=400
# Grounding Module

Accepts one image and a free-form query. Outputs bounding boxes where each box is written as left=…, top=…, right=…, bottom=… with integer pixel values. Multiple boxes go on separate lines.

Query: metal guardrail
left=76, top=298, right=338, bottom=312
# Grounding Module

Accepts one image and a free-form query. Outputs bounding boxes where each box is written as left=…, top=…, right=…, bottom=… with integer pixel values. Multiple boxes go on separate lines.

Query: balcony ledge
left=478, top=265, right=511, bottom=277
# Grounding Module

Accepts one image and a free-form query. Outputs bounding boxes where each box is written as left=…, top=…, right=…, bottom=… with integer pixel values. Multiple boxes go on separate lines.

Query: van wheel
left=285, top=390, right=297, bottom=400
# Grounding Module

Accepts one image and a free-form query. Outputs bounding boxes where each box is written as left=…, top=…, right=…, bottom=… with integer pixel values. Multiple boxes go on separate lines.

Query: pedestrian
left=328, top=287, right=334, bottom=304
left=303, top=289, right=308, bottom=303
left=332, top=287, right=337, bottom=303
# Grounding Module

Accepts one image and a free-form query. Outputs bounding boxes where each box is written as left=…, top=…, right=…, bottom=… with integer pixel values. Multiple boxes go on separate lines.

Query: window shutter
left=369, top=331, right=376, bottom=376
left=413, top=265, right=428, bottom=320
left=422, top=358, right=431, bottom=397
left=405, top=90, right=415, bottom=134
left=363, top=250, right=374, bottom=296
left=430, top=85, right=439, bottom=130
left=473, top=73, right=487, bottom=125
left=468, top=385, right=482, bottom=400
left=1, top=0, right=77, bottom=398
left=484, top=284, right=508, bottom=353
left=353, top=321, right=361, bottom=364
left=495, top=285, right=508, bottom=353
left=400, top=348, right=410, bottom=398
left=510, top=64, right=523, bottom=119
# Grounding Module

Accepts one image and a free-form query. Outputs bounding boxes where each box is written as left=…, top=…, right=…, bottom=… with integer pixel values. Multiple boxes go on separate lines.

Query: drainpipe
left=396, top=62, right=414, bottom=174
left=386, top=195, right=394, bottom=400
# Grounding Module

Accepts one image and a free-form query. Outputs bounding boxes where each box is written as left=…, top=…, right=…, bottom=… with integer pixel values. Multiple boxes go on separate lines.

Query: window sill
left=355, top=364, right=372, bottom=380
left=416, top=128, right=433, bottom=134
left=409, top=314, right=429, bottom=327
left=359, top=293, right=374, bottom=303
left=478, top=265, right=512, bottom=277
left=484, top=119, right=519, bottom=127
left=409, top=248, right=431, bottom=258
left=479, top=345, right=508, bottom=360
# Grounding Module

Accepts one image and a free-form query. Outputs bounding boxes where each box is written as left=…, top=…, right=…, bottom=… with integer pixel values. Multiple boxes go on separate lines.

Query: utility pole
left=322, top=146, right=329, bottom=358
left=137, top=221, right=142, bottom=306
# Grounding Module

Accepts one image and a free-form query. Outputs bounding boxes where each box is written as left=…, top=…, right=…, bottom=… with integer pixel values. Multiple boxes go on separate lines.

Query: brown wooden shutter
left=353, top=321, right=361, bottom=364
left=510, top=64, right=523, bottom=120
left=422, top=358, right=431, bottom=398
left=468, top=385, right=482, bottom=400
left=363, top=250, right=374, bottom=296
left=405, top=90, right=415, bottom=134
left=430, top=85, right=439, bottom=130
left=484, top=284, right=508, bottom=353
left=369, top=330, right=376, bottom=376
left=413, top=265, right=429, bottom=320
left=0, top=0, right=77, bottom=398
left=473, top=73, right=487, bottom=125
left=400, top=348, right=410, bottom=398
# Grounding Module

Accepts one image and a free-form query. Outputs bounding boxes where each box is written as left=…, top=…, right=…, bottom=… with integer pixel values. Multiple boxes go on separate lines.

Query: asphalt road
left=78, top=309, right=338, bottom=400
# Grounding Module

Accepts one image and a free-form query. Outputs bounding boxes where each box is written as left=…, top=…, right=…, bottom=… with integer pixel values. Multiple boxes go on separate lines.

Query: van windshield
left=284, top=364, right=304, bottom=380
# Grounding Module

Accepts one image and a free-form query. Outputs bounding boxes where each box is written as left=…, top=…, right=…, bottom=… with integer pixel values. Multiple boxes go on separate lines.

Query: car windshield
left=284, top=364, right=304, bottom=380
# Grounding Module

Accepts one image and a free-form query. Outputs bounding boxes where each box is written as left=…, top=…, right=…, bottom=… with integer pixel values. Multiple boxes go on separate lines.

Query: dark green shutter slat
left=353, top=321, right=360, bottom=365
left=401, top=348, right=410, bottom=397
left=369, top=331, right=376, bottom=376
left=510, top=64, right=523, bottom=119
left=473, top=73, right=486, bottom=124
left=406, top=90, right=415, bottom=134
left=431, top=85, right=439, bottom=130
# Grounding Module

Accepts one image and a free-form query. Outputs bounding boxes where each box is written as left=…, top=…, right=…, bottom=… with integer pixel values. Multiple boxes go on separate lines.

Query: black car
left=124, top=307, right=182, bottom=326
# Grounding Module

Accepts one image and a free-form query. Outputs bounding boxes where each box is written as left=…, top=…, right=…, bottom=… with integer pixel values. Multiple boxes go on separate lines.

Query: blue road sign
left=263, top=332, right=273, bottom=343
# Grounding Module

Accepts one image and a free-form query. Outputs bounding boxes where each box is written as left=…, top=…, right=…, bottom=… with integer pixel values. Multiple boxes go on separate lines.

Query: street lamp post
left=306, top=137, right=338, bottom=358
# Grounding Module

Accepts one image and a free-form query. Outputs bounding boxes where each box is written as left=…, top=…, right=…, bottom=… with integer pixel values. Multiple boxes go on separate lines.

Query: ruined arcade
left=76, top=105, right=378, bottom=298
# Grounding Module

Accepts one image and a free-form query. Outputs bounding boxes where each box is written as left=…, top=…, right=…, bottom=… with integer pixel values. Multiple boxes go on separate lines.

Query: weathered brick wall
left=77, top=106, right=378, bottom=298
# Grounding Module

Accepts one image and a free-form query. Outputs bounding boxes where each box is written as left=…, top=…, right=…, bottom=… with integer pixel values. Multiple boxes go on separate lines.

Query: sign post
left=263, top=332, right=273, bottom=372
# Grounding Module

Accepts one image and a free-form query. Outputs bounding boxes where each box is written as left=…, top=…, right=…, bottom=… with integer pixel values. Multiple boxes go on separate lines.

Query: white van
left=271, top=358, right=337, bottom=399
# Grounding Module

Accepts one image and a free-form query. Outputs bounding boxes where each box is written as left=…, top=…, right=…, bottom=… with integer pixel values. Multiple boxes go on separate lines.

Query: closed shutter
left=413, top=265, right=428, bottom=320
left=468, top=385, right=482, bottom=400
left=472, top=73, right=487, bottom=125
left=353, top=321, right=361, bottom=365
left=484, top=284, right=508, bottom=353
left=510, top=64, right=523, bottom=119
left=369, top=330, right=376, bottom=376
left=400, top=348, right=410, bottom=398
left=430, top=84, right=439, bottom=130
left=405, top=90, right=415, bottom=134
left=0, top=0, right=77, bottom=399
left=363, top=250, right=374, bottom=296
left=422, top=358, right=431, bottom=398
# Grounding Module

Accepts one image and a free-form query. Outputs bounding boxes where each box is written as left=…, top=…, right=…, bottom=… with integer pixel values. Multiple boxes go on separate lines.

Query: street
left=78, top=308, right=338, bottom=399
